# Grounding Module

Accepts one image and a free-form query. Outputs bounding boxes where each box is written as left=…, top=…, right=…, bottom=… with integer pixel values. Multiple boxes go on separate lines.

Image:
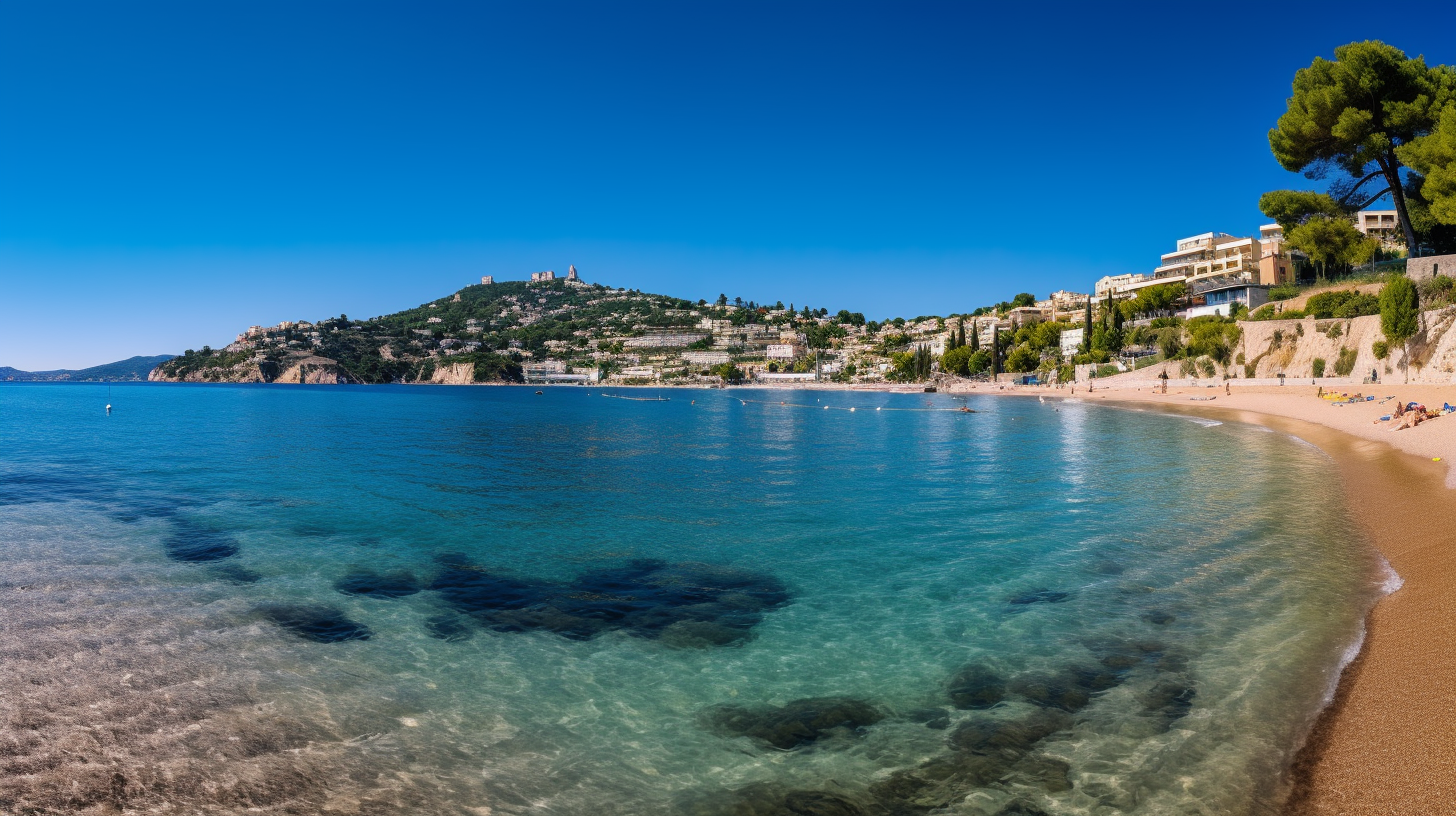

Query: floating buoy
left=691, top=400, right=695, bottom=405
left=849, top=407, right=855, bottom=412
left=876, top=407, right=882, bottom=411
left=823, top=405, right=829, bottom=410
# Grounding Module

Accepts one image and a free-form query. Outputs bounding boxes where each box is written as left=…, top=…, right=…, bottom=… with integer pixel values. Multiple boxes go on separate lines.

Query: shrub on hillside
left=1306, top=290, right=1376, bottom=320
left=1312, top=358, right=1327, bottom=378
left=1334, top=347, right=1358, bottom=376
left=1373, top=340, right=1390, bottom=359
left=1331, top=293, right=1379, bottom=318
left=1269, top=283, right=1301, bottom=301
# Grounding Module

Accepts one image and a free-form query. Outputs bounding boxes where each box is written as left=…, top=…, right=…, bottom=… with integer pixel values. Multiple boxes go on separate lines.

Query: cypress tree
left=970, top=320, right=980, bottom=351
left=1081, top=298, right=1093, bottom=353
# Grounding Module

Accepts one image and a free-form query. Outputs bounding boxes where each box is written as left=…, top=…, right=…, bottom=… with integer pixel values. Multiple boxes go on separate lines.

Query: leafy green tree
left=1379, top=276, right=1421, bottom=380
left=1004, top=346, right=1039, bottom=373
left=709, top=362, right=744, bottom=383
left=1011, top=293, right=1036, bottom=308
left=1257, top=190, right=1346, bottom=234
left=941, top=346, right=973, bottom=376
left=1286, top=216, right=1377, bottom=280
left=1397, top=103, right=1456, bottom=226
left=1269, top=41, right=1455, bottom=250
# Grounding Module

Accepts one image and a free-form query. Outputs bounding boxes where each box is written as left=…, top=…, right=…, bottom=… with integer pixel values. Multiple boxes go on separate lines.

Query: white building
left=1060, top=327, right=1083, bottom=358
left=530, top=270, right=556, bottom=282
left=1094, top=274, right=1146, bottom=297
left=766, top=343, right=804, bottom=361
left=682, top=351, right=731, bottom=366
left=481, top=275, right=494, bottom=285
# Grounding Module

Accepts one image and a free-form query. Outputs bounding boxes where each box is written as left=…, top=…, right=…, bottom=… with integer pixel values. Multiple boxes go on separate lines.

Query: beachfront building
left=617, top=365, right=658, bottom=380
left=1185, top=281, right=1270, bottom=318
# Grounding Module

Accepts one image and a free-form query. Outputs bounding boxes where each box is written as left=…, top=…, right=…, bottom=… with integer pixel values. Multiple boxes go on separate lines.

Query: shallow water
left=0, top=384, right=1385, bottom=815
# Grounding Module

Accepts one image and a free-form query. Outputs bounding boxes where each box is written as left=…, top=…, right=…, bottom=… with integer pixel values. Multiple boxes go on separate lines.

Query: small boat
left=535, top=390, right=543, bottom=395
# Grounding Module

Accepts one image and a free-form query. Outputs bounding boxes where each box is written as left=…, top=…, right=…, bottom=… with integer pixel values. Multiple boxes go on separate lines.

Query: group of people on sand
left=1375, top=399, right=1448, bottom=431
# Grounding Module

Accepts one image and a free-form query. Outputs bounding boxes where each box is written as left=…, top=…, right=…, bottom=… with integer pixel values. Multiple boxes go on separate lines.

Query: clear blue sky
left=3, top=1, right=1455, bottom=369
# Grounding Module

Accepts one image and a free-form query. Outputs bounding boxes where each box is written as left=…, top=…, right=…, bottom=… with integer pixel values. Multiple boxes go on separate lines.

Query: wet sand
left=1072, top=385, right=1456, bottom=815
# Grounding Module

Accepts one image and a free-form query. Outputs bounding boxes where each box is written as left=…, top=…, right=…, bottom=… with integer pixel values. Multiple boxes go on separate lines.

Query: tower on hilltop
left=567, top=265, right=578, bottom=281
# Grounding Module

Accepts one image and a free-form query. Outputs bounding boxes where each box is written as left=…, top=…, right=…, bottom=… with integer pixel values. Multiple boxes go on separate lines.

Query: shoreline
left=1070, top=385, right=1456, bottom=815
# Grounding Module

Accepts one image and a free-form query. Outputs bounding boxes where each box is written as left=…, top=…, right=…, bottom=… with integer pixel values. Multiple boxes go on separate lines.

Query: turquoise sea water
left=0, top=384, right=1387, bottom=815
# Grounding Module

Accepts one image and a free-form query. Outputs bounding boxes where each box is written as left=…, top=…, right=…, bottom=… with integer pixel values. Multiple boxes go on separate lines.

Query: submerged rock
left=427, top=554, right=550, bottom=613
left=1009, top=665, right=1123, bottom=712
left=871, top=707, right=1071, bottom=813
left=905, top=707, right=952, bottom=730
left=335, top=569, right=420, bottom=599
left=257, top=604, right=372, bottom=643
left=425, top=556, right=791, bottom=646
left=948, top=708, right=1071, bottom=757
left=1139, top=675, right=1197, bottom=730
left=163, top=519, right=240, bottom=562
left=947, top=664, right=1007, bottom=710
left=1142, top=609, right=1176, bottom=625
left=702, top=696, right=884, bottom=750
left=994, top=800, right=1053, bottom=816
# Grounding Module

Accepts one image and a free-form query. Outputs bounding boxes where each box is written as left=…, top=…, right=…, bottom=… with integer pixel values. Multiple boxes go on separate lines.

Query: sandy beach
left=1052, top=383, right=1456, bottom=815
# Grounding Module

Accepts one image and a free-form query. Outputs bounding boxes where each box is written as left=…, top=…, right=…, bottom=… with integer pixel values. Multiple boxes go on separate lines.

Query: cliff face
left=149, top=352, right=351, bottom=384
left=1240, top=308, right=1456, bottom=383
left=274, top=356, right=352, bottom=385
left=428, top=363, right=475, bottom=385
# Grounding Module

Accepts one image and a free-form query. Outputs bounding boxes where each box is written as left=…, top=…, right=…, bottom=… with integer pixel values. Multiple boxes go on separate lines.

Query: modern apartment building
left=1257, top=224, right=1295, bottom=286
left=1356, top=209, right=1401, bottom=249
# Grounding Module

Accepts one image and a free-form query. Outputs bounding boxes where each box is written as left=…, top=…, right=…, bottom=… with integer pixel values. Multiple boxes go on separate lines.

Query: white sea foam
left=1377, top=557, right=1404, bottom=594
left=1183, top=416, right=1223, bottom=427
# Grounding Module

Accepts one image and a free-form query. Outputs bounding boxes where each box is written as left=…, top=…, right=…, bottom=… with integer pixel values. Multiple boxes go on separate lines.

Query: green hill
left=0, top=355, right=176, bottom=382
left=154, top=279, right=710, bottom=384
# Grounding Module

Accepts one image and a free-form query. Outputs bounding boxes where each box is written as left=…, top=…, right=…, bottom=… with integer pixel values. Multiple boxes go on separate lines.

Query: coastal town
left=177, top=210, right=1455, bottom=391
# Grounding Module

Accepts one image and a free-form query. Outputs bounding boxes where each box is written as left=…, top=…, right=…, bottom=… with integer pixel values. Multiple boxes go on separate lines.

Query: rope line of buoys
left=733, top=398, right=972, bottom=413
left=600, top=393, right=671, bottom=402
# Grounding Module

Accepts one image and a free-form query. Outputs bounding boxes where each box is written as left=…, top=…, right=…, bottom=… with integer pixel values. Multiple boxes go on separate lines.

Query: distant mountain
left=0, top=355, right=176, bottom=382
